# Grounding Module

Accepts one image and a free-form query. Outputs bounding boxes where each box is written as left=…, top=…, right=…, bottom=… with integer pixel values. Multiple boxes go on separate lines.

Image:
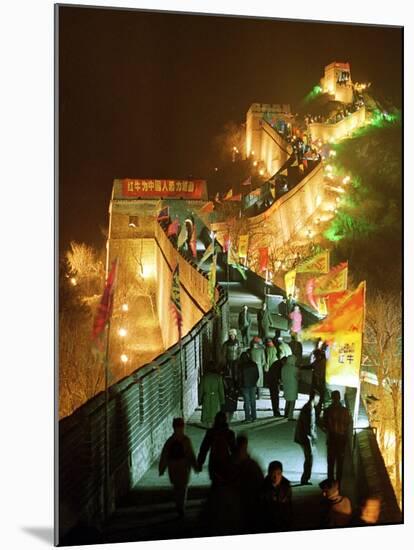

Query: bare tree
left=363, top=292, right=402, bottom=504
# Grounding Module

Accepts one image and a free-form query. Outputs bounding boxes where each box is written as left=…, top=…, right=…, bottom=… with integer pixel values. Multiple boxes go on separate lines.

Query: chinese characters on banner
left=296, top=250, right=330, bottom=274
left=121, top=178, right=208, bottom=200
left=326, top=332, right=362, bottom=387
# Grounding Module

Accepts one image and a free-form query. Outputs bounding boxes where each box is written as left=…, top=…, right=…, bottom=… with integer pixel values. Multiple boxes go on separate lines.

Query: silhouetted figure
left=294, top=391, right=320, bottom=484
left=319, top=479, right=352, bottom=528
left=261, top=461, right=293, bottom=531
left=197, top=411, right=236, bottom=486
left=281, top=351, right=298, bottom=420
left=249, top=336, right=266, bottom=398
left=199, top=361, right=225, bottom=427
left=238, top=305, right=252, bottom=348
left=257, top=302, right=273, bottom=340
left=238, top=351, right=259, bottom=422
left=322, top=390, right=351, bottom=484
left=286, top=293, right=296, bottom=314
left=267, top=356, right=285, bottom=417
left=159, top=418, right=199, bottom=517
left=289, top=331, right=303, bottom=366
left=222, top=329, right=241, bottom=383
left=222, top=375, right=238, bottom=423
left=310, top=340, right=327, bottom=420
left=232, top=435, right=264, bottom=532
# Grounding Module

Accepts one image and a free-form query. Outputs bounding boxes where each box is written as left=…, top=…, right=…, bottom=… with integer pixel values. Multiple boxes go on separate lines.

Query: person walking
left=199, top=361, right=225, bottom=428
left=260, top=461, right=293, bottom=531
left=289, top=305, right=302, bottom=335
left=267, top=356, right=284, bottom=417
left=232, top=435, right=264, bottom=533
left=238, top=305, right=252, bottom=348
left=159, top=418, right=199, bottom=517
left=257, top=302, right=273, bottom=340
left=289, top=331, right=303, bottom=366
left=322, top=390, right=351, bottom=484
left=310, top=341, right=327, bottom=420
left=222, top=329, right=241, bottom=384
left=222, top=375, right=238, bottom=424
left=197, top=411, right=236, bottom=486
left=294, top=391, right=320, bottom=485
left=249, top=337, right=266, bottom=398
left=281, top=351, right=298, bottom=420
left=238, top=351, right=259, bottom=422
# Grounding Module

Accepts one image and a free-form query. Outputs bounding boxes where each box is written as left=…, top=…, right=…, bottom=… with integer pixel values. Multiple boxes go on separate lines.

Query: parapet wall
left=309, top=106, right=366, bottom=143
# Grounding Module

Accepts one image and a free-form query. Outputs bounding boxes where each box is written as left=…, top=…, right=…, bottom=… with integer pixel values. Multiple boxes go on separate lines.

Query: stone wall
left=308, top=106, right=366, bottom=143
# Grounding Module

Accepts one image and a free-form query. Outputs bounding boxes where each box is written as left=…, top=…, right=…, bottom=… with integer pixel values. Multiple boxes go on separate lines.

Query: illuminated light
left=334, top=208, right=339, bottom=213
left=251, top=150, right=255, bottom=155
left=233, top=146, right=237, bottom=151
left=325, top=164, right=333, bottom=172
left=141, top=263, right=155, bottom=279
left=259, top=168, right=265, bottom=176
left=342, top=176, right=350, bottom=184
left=326, top=173, right=334, bottom=180
left=121, top=303, right=129, bottom=312
left=329, top=150, right=337, bottom=157
left=70, top=277, right=77, bottom=286
left=214, top=167, right=218, bottom=172
left=316, top=195, right=322, bottom=207
left=253, top=160, right=258, bottom=167
left=120, top=354, right=128, bottom=363
left=118, top=328, right=127, bottom=337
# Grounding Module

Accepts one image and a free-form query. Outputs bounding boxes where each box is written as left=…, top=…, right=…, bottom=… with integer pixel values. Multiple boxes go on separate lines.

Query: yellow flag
left=317, top=297, right=328, bottom=316
left=314, top=263, right=348, bottom=296
left=284, top=270, right=296, bottom=296
left=296, top=250, right=330, bottom=274
left=326, top=331, right=362, bottom=388
left=238, top=234, right=249, bottom=259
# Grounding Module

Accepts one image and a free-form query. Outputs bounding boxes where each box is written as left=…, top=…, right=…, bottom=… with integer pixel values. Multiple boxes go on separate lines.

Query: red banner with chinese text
left=121, top=178, right=207, bottom=200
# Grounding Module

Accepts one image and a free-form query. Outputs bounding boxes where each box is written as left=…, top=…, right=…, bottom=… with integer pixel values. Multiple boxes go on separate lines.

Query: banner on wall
left=284, top=270, right=296, bottom=297
left=326, top=331, right=362, bottom=387
left=238, top=235, right=249, bottom=259
left=120, top=178, right=208, bottom=200
left=296, top=250, right=330, bottom=274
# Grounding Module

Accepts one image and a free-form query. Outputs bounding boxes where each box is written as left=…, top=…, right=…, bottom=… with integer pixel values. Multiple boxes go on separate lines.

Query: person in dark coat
left=199, top=361, right=225, bottom=427
left=294, top=391, right=320, bottom=485
left=286, top=293, right=296, bottom=314
left=310, top=342, right=327, bottom=420
left=267, top=356, right=285, bottom=417
left=238, top=351, right=259, bottom=422
left=238, top=305, right=252, bottom=348
left=222, top=329, right=241, bottom=383
left=222, top=375, right=238, bottom=423
left=281, top=352, right=298, bottom=421
left=322, top=390, right=351, bottom=484
left=232, top=435, right=264, bottom=533
left=289, top=331, right=303, bottom=366
left=261, top=460, right=293, bottom=531
left=319, top=479, right=352, bottom=528
left=257, top=302, right=273, bottom=340
left=159, top=418, right=199, bottom=516
left=197, top=411, right=236, bottom=486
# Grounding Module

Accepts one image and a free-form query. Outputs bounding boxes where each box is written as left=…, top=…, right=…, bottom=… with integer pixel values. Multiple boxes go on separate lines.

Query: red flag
left=92, top=259, right=118, bottom=341
left=223, top=233, right=231, bottom=254
left=258, top=247, right=269, bottom=272
left=167, top=218, right=179, bottom=236
left=189, top=223, right=197, bottom=258
left=326, top=290, right=350, bottom=312
left=200, top=201, right=215, bottom=213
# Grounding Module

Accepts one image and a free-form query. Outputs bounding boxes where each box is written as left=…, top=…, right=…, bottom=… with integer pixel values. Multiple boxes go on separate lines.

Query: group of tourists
left=159, top=399, right=375, bottom=533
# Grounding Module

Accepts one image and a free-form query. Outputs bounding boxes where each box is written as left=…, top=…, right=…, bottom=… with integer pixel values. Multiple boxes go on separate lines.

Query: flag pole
left=353, top=282, right=367, bottom=436
left=104, top=318, right=111, bottom=521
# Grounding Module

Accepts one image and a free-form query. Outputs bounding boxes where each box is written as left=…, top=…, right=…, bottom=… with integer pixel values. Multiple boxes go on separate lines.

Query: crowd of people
left=155, top=297, right=378, bottom=534
left=159, top=409, right=379, bottom=534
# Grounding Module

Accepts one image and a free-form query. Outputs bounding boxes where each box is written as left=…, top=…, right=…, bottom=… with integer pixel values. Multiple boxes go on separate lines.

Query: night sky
left=58, top=5, right=402, bottom=251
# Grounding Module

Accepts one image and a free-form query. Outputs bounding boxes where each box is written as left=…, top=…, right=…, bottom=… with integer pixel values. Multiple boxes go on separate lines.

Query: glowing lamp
left=253, top=160, right=258, bottom=167
left=120, top=354, right=128, bottom=363
left=259, top=169, right=265, bottom=176
left=118, top=328, right=127, bottom=337
left=342, top=176, right=350, bottom=184
left=121, top=303, right=129, bottom=312
left=70, top=277, right=77, bottom=286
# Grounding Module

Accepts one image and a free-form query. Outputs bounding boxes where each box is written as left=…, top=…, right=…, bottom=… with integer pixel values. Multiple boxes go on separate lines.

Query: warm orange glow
left=120, top=354, right=128, bottom=363
left=70, top=277, right=77, bottom=286
left=118, top=327, right=127, bottom=337
left=121, top=303, right=129, bottom=312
